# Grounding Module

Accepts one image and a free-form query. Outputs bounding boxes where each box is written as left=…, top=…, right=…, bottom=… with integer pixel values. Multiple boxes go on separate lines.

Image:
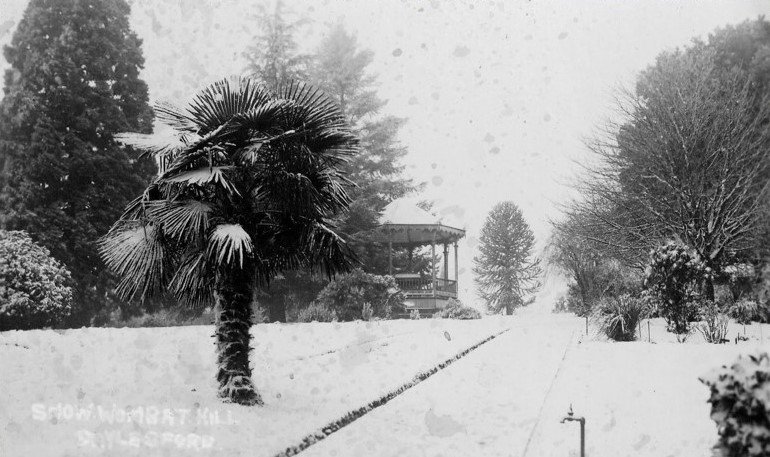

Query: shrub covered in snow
left=435, top=299, right=482, bottom=320
left=700, top=352, right=770, bottom=456
left=644, top=242, right=711, bottom=334
left=296, top=302, right=338, bottom=323
left=697, top=300, right=730, bottom=344
left=409, top=309, right=421, bottom=320
left=594, top=294, right=650, bottom=341
left=314, top=269, right=405, bottom=321
left=0, top=230, right=73, bottom=330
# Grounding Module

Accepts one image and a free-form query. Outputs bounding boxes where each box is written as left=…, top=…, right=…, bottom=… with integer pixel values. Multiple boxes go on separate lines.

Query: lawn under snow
left=522, top=317, right=770, bottom=457
left=0, top=317, right=510, bottom=457
left=2, top=312, right=769, bottom=457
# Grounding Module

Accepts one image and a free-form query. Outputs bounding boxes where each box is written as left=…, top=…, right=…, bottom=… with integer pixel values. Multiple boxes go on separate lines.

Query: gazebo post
left=431, top=237, right=436, bottom=298
left=443, top=243, right=449, bottom=281
left=454, top=242, right=459, bottom=282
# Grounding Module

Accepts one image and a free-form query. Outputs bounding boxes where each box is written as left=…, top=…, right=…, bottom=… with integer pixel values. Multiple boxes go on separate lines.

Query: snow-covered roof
left=379, top=198, right=441, bottom=225
left=372, top=198, right=465, bottom=246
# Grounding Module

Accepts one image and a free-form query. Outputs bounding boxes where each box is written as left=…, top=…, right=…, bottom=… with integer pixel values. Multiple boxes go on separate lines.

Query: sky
left=1, top=0, right=769, bottom=306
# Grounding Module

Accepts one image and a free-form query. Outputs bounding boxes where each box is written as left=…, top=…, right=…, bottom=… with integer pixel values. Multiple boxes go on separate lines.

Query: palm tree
left=100, top=77, right=358, bottom=405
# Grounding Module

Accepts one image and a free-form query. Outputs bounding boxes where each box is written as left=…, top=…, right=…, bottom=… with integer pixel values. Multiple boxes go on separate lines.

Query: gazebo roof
left=371, top=198, right=465, bottom=245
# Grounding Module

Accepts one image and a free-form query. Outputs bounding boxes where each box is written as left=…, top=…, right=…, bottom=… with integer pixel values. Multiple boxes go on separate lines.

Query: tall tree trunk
left=214, top=268, right=263, bottom=406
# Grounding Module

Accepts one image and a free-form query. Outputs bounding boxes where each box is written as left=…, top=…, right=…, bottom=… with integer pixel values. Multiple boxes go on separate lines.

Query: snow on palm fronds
left=207, top=224, right=253, bottom=268
left=165, top=166, right=239, bottom=195
left=114, top=130, right=193, bottom=174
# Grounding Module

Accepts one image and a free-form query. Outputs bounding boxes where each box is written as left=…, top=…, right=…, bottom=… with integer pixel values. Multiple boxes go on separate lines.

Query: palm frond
left=207, top=223, right=254, bottom=268
left=155, top=100, right=200, bottom=133
left=164, top=166, right=239, bottom=196
left=188, top=77, right=272, bottom=135
left=303, top=219, right=358, bottom=278
left=98, top=223, right=170, bottom=302
left=231, top=99, right=284, bottom=133
left=169, top=251, right=214, bottom=311
left=148, top=200, right=212, bottom=243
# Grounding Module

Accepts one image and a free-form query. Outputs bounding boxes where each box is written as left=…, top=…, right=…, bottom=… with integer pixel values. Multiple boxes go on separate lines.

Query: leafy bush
left=0, top=230, right=73, bottom=330
left=557, top=260, right=643, bottom=317
left=409, top=309, right=421, bottom=320
left=697, top=300, right=729, bottom=344
left=730, top=299, right=759, bottom=325
left=644, top=241, right=711, bottom=334
left=296, top=302, right=338, bottom=323
left=700, top=352, right=770, bottom=456
left=314, top=269, right=405, bottom=321
left=435, top=299, right=482, bottom=320
left=594, top=294, right=650, bottom=341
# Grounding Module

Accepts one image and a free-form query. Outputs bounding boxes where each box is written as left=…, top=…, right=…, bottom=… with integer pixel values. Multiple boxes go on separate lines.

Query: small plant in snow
left=697, top=300, right=729, bottom=344
left=700, top=352, right=770, bottom=456
left=435, top=299, right=482, bottom=320
left=409, top=309, right=421, bottom=320
left=296, top=303, right=337, bottom=323
left=729, top=299, right=759, bottom=326
left=361, top=302, right=374, bottom=321
left=594, top=294, right=650, bottom=341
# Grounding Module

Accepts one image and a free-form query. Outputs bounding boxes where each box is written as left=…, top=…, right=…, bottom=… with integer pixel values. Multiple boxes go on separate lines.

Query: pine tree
left=474, top=202, right=542, bottom=315
left=309, top=24, right=416, bottom=272
left=0, top=0, right=154, bottom=325
left=242, top=0, right=309, bottom=93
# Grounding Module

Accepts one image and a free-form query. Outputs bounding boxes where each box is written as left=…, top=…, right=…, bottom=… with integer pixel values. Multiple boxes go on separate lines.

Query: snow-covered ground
left=0, top=317, right=510, bottom=457
left=526, top=318, right=770, bottom=457
left=301, top=313, right=581, bottom=457
left=1, top=313, right=768, bottom=457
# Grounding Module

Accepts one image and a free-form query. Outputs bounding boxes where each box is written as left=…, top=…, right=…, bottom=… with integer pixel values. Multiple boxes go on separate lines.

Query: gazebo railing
left=394, top=277, right=457, bottom=298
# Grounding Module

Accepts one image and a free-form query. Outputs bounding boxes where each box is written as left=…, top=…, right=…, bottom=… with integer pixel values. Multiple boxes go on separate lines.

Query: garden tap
left=560, top=405, right=586, bottom=457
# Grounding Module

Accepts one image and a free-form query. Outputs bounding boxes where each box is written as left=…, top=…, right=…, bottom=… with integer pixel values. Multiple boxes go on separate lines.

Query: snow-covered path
left=300, top=314, right=581, bottom=457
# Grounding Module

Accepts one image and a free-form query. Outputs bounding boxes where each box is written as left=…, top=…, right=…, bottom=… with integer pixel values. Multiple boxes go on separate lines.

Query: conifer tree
left=242, top=0, right=309, bottom=93
left=309, top=24, right=416, bottom=272
left=0, top=0, right=154, bottom=324
left=242, top=19, right=418, bottom=321
left=474, top=202, right=542, bottom=314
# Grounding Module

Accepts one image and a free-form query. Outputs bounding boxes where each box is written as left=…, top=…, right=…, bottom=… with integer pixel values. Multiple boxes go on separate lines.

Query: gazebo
left=371, top=198, right=466, bottom=314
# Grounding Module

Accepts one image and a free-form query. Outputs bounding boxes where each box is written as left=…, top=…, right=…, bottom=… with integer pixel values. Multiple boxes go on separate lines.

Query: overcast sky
left=2, top=0, right=769, bottom=305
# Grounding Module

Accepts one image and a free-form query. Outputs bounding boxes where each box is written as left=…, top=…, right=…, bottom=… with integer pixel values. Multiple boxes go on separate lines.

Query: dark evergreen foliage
left=0, top=0, right=154, bottom=325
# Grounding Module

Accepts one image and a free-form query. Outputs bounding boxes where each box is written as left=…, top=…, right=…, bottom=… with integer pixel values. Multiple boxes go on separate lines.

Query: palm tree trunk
left=214, top=268, right=263, bottom=406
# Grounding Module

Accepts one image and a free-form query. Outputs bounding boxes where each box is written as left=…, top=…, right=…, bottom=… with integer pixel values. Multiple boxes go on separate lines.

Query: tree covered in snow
left=561, top=19, right=770, bottom=279
left=100, top=77, right=358, bottom=405
left=548, top=211, right=642, bottom=315
left=0, top=230, right=73, bottom=330
left=0, top=0, right=155, bottom=325
left=474, top=202, right=541, bottom=315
